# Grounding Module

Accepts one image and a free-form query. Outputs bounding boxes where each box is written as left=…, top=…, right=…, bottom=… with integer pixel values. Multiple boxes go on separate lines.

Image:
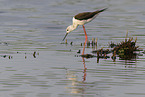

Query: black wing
left=74, top=8, right=107, bottom=20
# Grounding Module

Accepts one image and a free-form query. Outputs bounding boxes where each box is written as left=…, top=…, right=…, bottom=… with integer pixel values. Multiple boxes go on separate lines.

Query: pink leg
left=82, top=25, right=88, bottom=55
left=83, top=25, right=88, bottom=42
left=82, top=25, right=87, bottom=80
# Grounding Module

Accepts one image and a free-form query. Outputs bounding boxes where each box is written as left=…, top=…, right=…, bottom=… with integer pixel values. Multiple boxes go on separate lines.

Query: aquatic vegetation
left=77, top=33, right=143, bottom=61
left=111, top=37, right=141, bottom=60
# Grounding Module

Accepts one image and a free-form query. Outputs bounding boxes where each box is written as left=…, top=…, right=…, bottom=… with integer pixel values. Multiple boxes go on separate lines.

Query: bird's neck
left=73, top=24, right=78, bottom=29
left=70, top=24, right=78, bottom=31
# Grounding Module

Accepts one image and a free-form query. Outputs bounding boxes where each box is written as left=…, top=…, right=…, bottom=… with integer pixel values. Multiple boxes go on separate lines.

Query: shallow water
left=0, top=0, right=145, bottom=97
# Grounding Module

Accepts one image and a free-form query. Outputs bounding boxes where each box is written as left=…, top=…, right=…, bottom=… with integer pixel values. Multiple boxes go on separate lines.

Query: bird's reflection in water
left=82, top=57, right=87, bottom=82
left=81, top=37, right=88, bottom=82
left=65, top=39, right=90, bottom=95
left=65, top=65, right=86, bottom=94
left=65, top=51, right=87, bottom=95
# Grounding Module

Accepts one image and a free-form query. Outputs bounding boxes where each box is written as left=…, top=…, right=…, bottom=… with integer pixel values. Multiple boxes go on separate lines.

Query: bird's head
left=62, top=25, right=77, bottom=41
left=66, top=25, right=74, bottom=33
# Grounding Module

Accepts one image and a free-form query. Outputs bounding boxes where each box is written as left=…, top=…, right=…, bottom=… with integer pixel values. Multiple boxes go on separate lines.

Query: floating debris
left=109, top=41, right=117, bottom=48
left=111, top=50, right=116, bottom=62
left=81, top=37, right=98, bottom=47
left=87, top=40, right=90, bottom=47
left=0, top=42, right=9, bottom=46
left=92, top=48, right=111, bottom=54
left=0, top=51, right=39, bottom=59
left=81, top=54, right=96, bottom=58
left=112, top=37, right=142, bottom=60
left=60, top=39, right=68, bottom=44
left=63, top=32, right=143, bottom=61
left=77, top=50, right=81, bottom=54
left=65, top=39, right=68, bottom=44
left=142, top=51, right=145, bottom=54
left=33, top=51, right=36, bottom=58
left=0, top=55, right=13, bottom=59
left=70, top=42, right=73, bottom=45
left=76, top=32, right=143, bottom=61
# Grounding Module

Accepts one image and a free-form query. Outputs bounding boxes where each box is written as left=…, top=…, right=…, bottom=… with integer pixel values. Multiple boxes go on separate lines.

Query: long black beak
left=62, top=33, right=68, bottom=41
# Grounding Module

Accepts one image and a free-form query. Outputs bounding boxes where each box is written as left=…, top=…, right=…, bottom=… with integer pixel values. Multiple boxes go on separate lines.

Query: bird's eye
left=66, top=29, right=68, bottom=31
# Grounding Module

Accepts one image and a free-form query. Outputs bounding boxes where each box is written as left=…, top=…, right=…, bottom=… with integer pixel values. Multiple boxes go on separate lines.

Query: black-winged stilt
left=62, top=8, right=107, bottom=41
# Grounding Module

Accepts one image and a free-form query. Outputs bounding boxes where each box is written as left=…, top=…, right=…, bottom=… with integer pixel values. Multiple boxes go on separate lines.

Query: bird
left=62, top=8, right=107, bottom=42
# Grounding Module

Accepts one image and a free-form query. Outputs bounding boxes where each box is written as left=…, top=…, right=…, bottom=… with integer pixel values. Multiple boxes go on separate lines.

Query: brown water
left=0, top=0, right=145, bottom=97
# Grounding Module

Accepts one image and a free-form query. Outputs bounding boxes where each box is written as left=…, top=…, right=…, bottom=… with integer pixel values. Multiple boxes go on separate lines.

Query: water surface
left=0, top=0, right=145, bottom=97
